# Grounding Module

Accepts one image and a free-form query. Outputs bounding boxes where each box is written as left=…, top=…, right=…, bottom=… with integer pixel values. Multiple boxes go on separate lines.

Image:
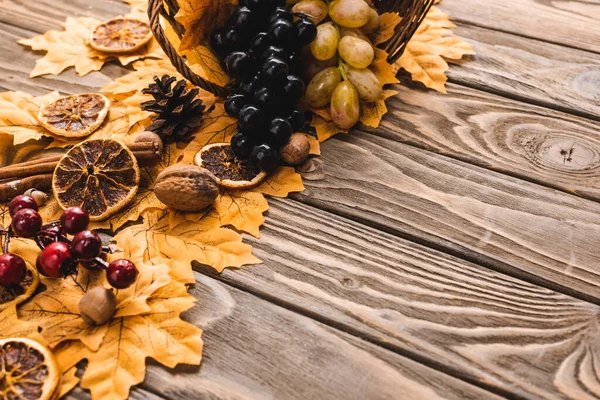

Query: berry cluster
left=212, top=0, right=317, bottom=171
left=0, top=195, right=138, bottom=290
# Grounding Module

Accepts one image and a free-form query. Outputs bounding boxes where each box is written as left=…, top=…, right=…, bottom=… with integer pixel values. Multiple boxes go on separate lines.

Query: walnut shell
left=280, top=133, right=310, bottom=165
left=79, top=287, right=116, bottom=326
left=154, top=165, right=219, bottom=211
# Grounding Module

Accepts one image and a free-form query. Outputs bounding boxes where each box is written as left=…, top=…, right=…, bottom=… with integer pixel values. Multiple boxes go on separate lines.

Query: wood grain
left=137, top=273, right=500, bottom=400
left=194, top=198, right=600, bottom=400
left=438, top=0, right=600, bottom=54
left=366, top=79, right=600, bottom=203
left=446, top=24, right=600, bottom=121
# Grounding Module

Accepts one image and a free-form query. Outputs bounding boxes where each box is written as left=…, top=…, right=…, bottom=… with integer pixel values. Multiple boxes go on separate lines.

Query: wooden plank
left=288, top=133, right=600, bottom=303
left=67, top=386, right=165, bottom=400
left=368, top=79, right=600, bottom=203
left=195, top=198, right=600, bottom=400
left=446, top=24, right=600, bottom=121
left=438, top=0, right=600, bottom=54
left=134, top=273, right=500, bottom=400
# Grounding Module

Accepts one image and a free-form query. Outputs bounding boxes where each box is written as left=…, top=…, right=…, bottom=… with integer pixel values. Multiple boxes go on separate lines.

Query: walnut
left=154, top=165, right=219, bottom=211
left=280, top=133, right=310, bottom=165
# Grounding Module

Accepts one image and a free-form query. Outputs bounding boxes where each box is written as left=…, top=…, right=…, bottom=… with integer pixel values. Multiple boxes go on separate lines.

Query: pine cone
left=141, top=75, right=205, bottom=142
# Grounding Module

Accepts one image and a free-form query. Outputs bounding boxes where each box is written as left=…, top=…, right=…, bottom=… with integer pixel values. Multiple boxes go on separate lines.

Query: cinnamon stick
left=0, top=142, right=162, bottom=181
left=0, top=174, right=53, bottom=202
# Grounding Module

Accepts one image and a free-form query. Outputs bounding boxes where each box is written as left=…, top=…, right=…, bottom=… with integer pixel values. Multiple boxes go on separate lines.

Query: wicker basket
left=148, top=0, right=434, bottom=97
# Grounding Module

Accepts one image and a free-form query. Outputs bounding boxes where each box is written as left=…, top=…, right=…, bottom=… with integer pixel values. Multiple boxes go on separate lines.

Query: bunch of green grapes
left=290, top=0, right=383, bottom=129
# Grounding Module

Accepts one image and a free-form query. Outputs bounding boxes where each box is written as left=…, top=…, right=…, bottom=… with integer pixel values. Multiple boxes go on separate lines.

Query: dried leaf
left=311, top=114, right=348, bottom=142
left=176, top=0, right=237, bottom=51
left=307, top=134, right=321, bottom=155
left=0, top=91, right=61, bottom=144
left=359, top=89, right=398, bottom=128
left=0, top=305, right=45, bottom=344
left=370, top=48, right=400, bottom=86
left=214, top=190, right=269, bottom=238
left=184, top=44, right=230, bottom=87
left=255, top=167, right=305, bottom=198
left=123, top=0, right=148, bottom=12
left=394, top=6, right=474, bottom=93
left=372, top=12, right=402, bottom=45
left=19, top=17, right=163, bottom=77
left=58, top=367, right=80, bottom=398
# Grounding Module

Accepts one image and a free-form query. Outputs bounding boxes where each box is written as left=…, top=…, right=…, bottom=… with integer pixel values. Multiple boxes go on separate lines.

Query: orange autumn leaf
left=393, top=5, right=474, bottom=93
left=255, top=167, right=305, bottom=198
left=127, top=209, right=260, bottom=275
left=18, top=16, right=164, bottom=78
left=175, top=0, right=237, bottom=52
left=0, top=91, right=61, bottom=145
left=372, top=12, right=402, bottom=45
left=214, top=190, right=269, bottom=238
left=360, top=89, right=398, bottom=128
left=0, top=305, right=45, bottom=344
left=58, top=366, right=80, bottom=398
left=371, top=48, right=400, bottom=86
left=311, top=113, right=348, bottom=142
left=51, top=275, right=201, bottom=400
left=184, top=44, right=230, bottom=87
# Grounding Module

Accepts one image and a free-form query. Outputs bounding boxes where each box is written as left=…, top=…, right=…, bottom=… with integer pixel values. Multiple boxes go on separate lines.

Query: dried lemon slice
left=91, top=17, right=153, bottom=53
left=38, top=93, right=110, bottom=138
left=52, top=138, right=140, bottom=221
left=0, top=264, right=39, bottom=312
left=0, top=338, right=60, bottom=400
left=194, top=143, right=267, bottom=189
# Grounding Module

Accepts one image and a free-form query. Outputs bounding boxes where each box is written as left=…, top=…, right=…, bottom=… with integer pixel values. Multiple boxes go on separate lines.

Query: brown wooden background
left=1, top=0, right=600, bottom=398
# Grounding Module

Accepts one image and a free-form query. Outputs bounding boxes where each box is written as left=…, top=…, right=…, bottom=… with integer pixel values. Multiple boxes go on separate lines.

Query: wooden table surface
left=2, top=0, right=600, bottom=399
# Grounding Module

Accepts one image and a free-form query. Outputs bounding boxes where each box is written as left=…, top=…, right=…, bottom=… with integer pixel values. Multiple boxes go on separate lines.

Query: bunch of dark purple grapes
left=211, top=0, right=317, bottom=171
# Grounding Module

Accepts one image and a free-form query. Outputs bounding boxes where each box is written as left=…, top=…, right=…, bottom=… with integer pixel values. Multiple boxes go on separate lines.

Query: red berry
left=61, top=207, right=89, bottom=234
left=36, top=242, right=75, bottom=278
left=8, top=195, right=38, bottom=217
left=106, top=259, right=138, bottom=289
left=71, top=230, right=102, bottom=261
left=11, top=209, right=42, bottom=238
left=0, top=253, right=26, bottom=286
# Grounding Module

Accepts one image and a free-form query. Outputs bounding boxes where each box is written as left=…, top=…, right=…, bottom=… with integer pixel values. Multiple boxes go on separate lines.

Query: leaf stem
left=338, top=60, right=348, bottom=81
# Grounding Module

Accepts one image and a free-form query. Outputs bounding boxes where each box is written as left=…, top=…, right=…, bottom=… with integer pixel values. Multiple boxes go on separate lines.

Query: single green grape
left=310, top=22, right=340, bottom=61
left=302, top=50, right=340, bottom=82
left=305, top=67, right=343, bottom=108
left=331, top=81, right=360, bottom=129
left=338, top=36, right=374, bottom=69
left=329, top=0, right=371, bottom=28
left=338, top=26, right=372, bottom=43
left=292, top=0, right=329, bottom=24
left=361, top=7, right=380, bottom=33
left=344, top=65, right=382, bottom=101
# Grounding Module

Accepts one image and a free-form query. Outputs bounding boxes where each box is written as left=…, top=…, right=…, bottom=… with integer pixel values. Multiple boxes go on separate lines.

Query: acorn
left=134, top=130, right=164, bottom=153
left=23, top=188, right=48, bottom=207
left=78, top=287, right=117, bottom=326
left=280, top=133, right=310, bottom=165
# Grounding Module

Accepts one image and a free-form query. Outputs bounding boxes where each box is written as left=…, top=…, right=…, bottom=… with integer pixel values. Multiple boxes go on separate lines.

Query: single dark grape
left=269, top=118, right=293, bottom=146
left=210, top=28, right=230, bottom=56
left=8, top=195, right=38, bottom=217
left=288, top=109, right=305, bottom=131
left=270, top=7, right=292, bottom=23
left=261, top=45, right=286, bottom=62
left=294, top=18, right=317, bottom=45
left=262, top=57, right=289, bottom=82
left=107, top=259, right=139, bottom=289
left=287, top=49, right=301, bottom=67
left=223, top=29, right=244, bottom=50
left=250, top=143, right=279, bottom=171
left=71, top=229, right=102, bottom=261
left=250, top=32, right=270, bottom=54
left=11, top=209, right=42, bottom=238
left=0, top=253, right=26, bottom=286
left=230, top=6, right=255, bottom=32
left=269, top=0, right=287, bottom=7
left=254, top=86, right=279, bottom=108
left=282, top=75, right=305, bottom=101
left=61, top=207, right=89, bottom=234
left=269, top=19, right=294, bottom=45
left=224, top=94, right=248, bottom=117
left=238, top=105, right=266, bottom=134
left=37, top=242, right=75, bottom=278
left=226, top=52, right=254, bottom=78
left=231, top=131, right=254, bottom=159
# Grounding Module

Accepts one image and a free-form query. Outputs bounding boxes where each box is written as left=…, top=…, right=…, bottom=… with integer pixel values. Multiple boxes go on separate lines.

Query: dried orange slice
left=90, top=18, right=153, bottom=53
left=0, top=264, right=39, bottom=312
left=38, top=93, right=110, bottom=138
left=194, top=143, right=267, bottom=189
left=0, top=338, right=60, bottom=400
left=52, top=138, right=140, bottom=221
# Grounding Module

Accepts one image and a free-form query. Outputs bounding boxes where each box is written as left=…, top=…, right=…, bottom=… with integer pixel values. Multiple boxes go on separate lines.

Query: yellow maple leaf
left=311, top=113, right=348, bottom=142
left=175, top=0, right=237, bottom=52
left=58, top=366, right=80, bottom=398
left=372, top=12, right=402, bottom=45
left=394, top=6, right=474, bottom=93
left=51, top=275, right=201, bottom=400
left=359, top=89, right=399, bottom=128
left=371, top=48, right=400, bottom=86
left=184, top=44, right=230, bottom=87
left=213, top=190, right=269, bottom=238
left=255, top=167, right=305, bottom=198
left=0, top=305, right=45, bottom=344
left=19, top=17, right=164, bottom=78
left=0, top=91, right=61, bottom=145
